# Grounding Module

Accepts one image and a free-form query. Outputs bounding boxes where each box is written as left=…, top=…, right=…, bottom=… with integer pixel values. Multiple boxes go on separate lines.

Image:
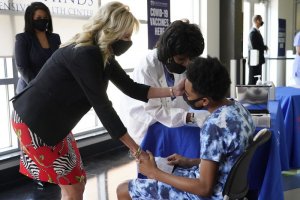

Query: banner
left=0, top=0, right=98, bottom=17
left=147, top=0, right=170, bottom=49
left=278, top=18, right=286, bottom=57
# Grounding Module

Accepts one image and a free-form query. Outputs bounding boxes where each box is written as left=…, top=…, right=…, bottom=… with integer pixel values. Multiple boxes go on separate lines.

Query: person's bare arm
left=119, top=133, right=149, bottom=160
left=147, top=79, right=185, bottom=99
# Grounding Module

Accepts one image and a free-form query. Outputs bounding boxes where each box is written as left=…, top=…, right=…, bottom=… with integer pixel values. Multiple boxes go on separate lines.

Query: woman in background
left=14, top=1, right=61, bottom=94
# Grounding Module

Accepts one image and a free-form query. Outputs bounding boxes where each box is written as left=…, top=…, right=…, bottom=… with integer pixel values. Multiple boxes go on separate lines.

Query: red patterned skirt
left=11, top=111, right=86, bottom=185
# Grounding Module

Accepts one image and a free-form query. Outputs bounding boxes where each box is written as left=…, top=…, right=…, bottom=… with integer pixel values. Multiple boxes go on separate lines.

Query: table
left=248, top=101, right=284, bottom=200
left=140, top=101, right=284, bottom=200
left=276, top=86, right=300, bottom=169
left=141, top=124, right=200, bottom=158
left=139, top=124, right=200, bottom=179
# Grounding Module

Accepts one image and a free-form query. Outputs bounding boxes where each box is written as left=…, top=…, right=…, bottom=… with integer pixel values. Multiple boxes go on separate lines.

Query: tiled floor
left=0, top=148, right=136, bottom=200
left=283, top=171, right=300, bottom=200
left=0, top=148, right=300, bottom=200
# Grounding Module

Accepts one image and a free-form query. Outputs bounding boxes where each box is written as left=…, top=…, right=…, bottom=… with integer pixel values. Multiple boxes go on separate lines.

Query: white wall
left=199, top=0, right=220, bottom=58
left=0, top=14, right=88, bottom=57
left=52, top=17, right=87, bottom=44
left=0, top=15, right=22, bottom=56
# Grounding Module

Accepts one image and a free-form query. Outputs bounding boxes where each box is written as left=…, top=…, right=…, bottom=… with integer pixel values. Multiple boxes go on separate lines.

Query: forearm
left=152, top=169, right=211, bottom=197
left=186, top=158, right=201, bottom=167
left=119, top=132, right=140, bottom=154
left=147, top=82, right=184, bottom=98
left=147, top=87, right=173, bottom=99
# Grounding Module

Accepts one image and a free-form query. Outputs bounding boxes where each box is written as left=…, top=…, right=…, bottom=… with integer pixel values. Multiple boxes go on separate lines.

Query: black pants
left=248, top=64, right=262, bottom=85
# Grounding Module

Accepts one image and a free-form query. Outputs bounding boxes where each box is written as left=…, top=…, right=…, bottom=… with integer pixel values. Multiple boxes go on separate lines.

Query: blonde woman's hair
left=61, top=1, right=139, bottom=63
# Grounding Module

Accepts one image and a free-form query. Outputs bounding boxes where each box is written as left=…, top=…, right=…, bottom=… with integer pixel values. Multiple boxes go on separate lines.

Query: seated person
left=117, top=56, right=255, bottom=200
left=120, top=20, right=210, bottom=145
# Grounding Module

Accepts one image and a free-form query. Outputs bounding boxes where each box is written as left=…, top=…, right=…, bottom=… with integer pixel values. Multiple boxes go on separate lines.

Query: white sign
left=0, top=0, right=98, bottom=17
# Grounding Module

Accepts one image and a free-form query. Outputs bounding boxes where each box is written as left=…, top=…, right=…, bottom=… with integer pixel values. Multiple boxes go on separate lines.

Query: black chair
left=222, top=128, right=272, bottom=200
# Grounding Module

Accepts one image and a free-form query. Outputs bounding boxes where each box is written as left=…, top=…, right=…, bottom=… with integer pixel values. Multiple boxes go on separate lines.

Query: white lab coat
left=120, top=49, right=190, bottom=144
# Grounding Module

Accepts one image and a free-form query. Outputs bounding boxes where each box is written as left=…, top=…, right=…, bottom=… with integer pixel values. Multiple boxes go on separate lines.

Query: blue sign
left=147, top=0, right=170, bottom=49
left=278, top=18, right=286, bottom=57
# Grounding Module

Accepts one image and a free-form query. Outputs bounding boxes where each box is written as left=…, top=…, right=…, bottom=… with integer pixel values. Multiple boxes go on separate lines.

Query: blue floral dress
left=128, top=100, right=255, bottom=200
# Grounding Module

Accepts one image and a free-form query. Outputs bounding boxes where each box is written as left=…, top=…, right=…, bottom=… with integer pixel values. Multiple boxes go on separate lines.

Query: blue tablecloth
left=140, top=101, right=284, bottom=200
left=276, top=86, right=300, bottom=169
left=248, top=101, right=284, bottom=200
left=141, top=124, right=200, bottom=158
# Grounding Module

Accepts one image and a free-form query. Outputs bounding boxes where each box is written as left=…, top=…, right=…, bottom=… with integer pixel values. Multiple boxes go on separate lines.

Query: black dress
left=14, top=32, right=61, bottom=93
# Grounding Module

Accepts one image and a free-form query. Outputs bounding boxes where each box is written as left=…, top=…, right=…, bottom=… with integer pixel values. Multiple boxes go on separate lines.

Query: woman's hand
left=138, top=150, right=150, bottom=160
left=138, top=150, right=158, bottom=179
left=167, top=153, right=189, bottom=167
left=172, top=78, right=185, bottom=96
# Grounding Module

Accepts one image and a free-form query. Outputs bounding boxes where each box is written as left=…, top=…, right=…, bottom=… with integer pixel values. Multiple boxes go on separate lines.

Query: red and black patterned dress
left=11, top=111, right=86, bottom=185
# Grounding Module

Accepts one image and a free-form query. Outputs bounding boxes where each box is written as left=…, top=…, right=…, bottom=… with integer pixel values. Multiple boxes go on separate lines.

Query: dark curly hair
left=156, top=20, right=205, bottom=64
left=24, top=2, right=53, bottom=33
left=186, top=56, right=231, bottom=101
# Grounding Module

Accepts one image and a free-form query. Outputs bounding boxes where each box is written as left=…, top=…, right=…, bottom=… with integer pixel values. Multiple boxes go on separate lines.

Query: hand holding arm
left=119, top=133, right=149, bottom=160
left=138, top=150, right=159, bottom=179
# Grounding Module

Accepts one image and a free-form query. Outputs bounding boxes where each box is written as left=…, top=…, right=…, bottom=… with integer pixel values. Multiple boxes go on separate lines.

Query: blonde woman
left=11, top=2, right=184, bottom=200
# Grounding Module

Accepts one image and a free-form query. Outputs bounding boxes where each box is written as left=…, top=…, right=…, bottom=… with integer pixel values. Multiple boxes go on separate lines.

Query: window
left=0, top=57, right=19, bottom=155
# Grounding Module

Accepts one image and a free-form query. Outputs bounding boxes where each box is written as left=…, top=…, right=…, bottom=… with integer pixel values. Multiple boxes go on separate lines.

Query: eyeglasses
left=183, top=93, right=204, bottom=104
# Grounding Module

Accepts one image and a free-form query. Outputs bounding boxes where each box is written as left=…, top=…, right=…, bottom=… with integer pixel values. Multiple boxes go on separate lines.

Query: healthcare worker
left=120, top=20, right=210, bottom=144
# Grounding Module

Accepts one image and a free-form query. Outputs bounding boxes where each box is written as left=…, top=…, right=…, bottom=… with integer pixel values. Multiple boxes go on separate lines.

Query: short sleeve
left=200, top=123, right=224, bottom=162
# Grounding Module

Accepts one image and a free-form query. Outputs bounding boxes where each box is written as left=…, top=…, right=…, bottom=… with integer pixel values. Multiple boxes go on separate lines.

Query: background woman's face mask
left=165, top=58, right=186, bottom=74
left=33, top=19, right=49, bottom=31
left=111, top=40, right=132, bottom=56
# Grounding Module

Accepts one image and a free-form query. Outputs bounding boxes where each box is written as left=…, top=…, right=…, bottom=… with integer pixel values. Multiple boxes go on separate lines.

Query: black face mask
left=33, top=19, right=49, bottom=32
left=165, top=58, right=186, bottom=74
left=183, top=93, right=204, bottom=110
left=261, top=21, right=264, bottom=26
left=111, top=40, right=132, bottom=56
